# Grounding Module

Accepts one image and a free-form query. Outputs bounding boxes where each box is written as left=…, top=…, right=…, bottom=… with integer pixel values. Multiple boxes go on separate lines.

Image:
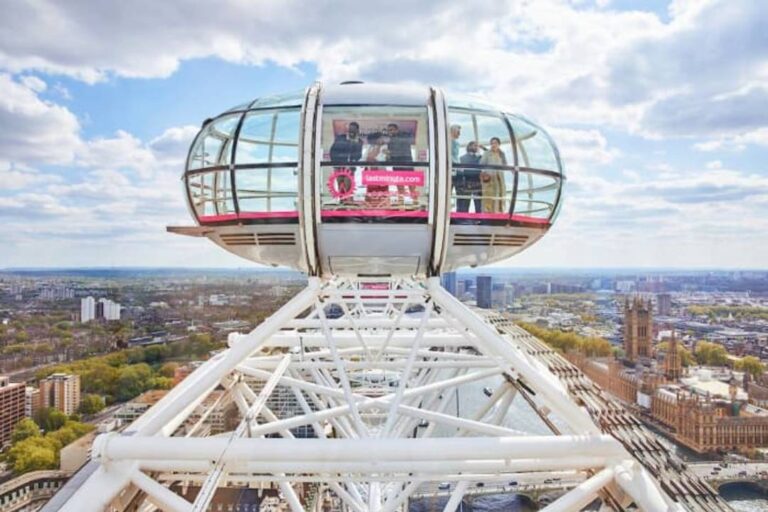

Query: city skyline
left=1, top=0, right=766, bottom=269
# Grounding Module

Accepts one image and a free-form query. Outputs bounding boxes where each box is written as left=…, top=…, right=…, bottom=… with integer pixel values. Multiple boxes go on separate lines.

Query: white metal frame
left=57, top=278, right=680, bottom=512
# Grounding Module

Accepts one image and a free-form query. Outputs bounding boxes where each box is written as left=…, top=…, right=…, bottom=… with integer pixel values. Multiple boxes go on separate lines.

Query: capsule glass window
left=187, top=114, right=240, bottom=170
left=319, top=106, right=430, bottom=216
left=506, top=115, right=560, bottom=173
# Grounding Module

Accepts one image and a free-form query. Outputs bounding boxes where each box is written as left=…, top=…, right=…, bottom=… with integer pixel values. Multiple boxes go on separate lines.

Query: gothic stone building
left=624, top=296, right=653, bottom=362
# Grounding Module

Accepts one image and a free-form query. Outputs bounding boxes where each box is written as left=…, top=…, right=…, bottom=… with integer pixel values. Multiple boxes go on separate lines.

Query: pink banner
left=360, top=283, right=390, bottom=290
left=362, top=170, right=425, bottom=187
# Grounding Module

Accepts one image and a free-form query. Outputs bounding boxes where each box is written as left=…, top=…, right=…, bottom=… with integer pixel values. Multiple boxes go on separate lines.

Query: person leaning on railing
left=479, top=137, right=507, bottom=213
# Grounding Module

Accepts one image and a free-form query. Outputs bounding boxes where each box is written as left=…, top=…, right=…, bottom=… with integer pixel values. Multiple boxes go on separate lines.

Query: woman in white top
left=479, top=137, right=508, bottom=214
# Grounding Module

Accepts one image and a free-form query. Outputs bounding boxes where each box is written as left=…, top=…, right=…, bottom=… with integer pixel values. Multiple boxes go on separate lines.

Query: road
left=690, top=461, right=768, bottom=482
left=414, top=471, right=585, bottom=499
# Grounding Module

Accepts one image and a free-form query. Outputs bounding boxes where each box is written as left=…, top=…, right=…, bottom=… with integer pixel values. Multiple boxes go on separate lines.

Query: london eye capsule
left=170, top=82, right=565, bottom=276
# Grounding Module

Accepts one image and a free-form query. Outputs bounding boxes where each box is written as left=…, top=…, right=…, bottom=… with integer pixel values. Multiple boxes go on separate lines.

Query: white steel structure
left=50, top=83, right=694, bottom=511
left=55, top=278, right=680, bottom=512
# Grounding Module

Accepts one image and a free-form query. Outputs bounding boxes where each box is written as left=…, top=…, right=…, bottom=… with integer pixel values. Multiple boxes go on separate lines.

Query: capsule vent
left=492, top=234, right=528, bottom=247
left=256, top=233, right=296, bottom=246
left=453, top=234, right=492, bottom=246
left=452, top=233, right=528, bottom=247
left=220, top=233, right=256, bottom=246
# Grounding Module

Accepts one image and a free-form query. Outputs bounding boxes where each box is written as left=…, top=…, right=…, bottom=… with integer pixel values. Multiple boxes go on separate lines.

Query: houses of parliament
left=567, top=295, right=768, bottom=456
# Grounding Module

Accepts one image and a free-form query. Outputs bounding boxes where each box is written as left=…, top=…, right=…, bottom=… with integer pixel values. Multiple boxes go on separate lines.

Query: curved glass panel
left=235, top=109, right=300, bottom=164
left=448, top=108, right=513, bottom=217
left=224, top=102, right=252, bottom=113
left=514, top=171, right=559, bottom=220
left=187, top=170, right=236, bottom=219
left=248, top=90, right=305, bottom=109
left=507, top=115, right=560, bottom=173
left=319, top=106, right=430, bottom=222
left=236, top=166, right=299, bottom=214
left=187, top=114, right=240, bottom=170
left=446, top=93, right=504, bottom=113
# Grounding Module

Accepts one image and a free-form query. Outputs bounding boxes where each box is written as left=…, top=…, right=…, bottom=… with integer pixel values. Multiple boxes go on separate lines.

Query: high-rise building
left=40, top=374, right=81, bottom=416
left=24, top=386, right=41, bottom=418
left=442, top=272, right=457, bottom=296
left=624, top=296, right=653, bottom=362
left=81, top=296, right=95, bottom=323
left=656, top=293, right=672, bottom=316
left=81, top=296, right=121, bottom=323
left=0, top=376, right=26, bottom=447
left=99, top=298, right=121, bottom=321
left=477, top=276, right=492, bottom=309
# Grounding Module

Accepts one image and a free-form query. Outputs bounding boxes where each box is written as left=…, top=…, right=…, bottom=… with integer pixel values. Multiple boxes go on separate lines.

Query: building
left=98, top=298, right=121, bottom=321
left=24, top=386, right=40, bottom=418
left=80, top=296, right=95, bottom=323
left=0, top=376, right=26, bottom=447
left=60, top=431, right=97, bottom=472
left=442, top=272, right=457, bottom=296
left=81, top=296, right=121, bottom=323
left=624, top=296, right=653, bottom=362
left=39, top=374, right=81, bottom=416
left=567, top=352, right=768, bottom=456
left=657, top=293, right=672, bottom=316
left=663, top=333, right=683, bottom=381
left=476, top=276, right=492, bottom=309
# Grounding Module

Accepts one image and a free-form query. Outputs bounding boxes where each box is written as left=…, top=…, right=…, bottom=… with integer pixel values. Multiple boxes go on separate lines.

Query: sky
left=0, top=0, right=766, bottom=269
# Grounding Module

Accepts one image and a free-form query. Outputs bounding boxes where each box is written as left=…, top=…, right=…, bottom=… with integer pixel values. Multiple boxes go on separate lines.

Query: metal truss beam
left=54, top=278, right=681, bottom=512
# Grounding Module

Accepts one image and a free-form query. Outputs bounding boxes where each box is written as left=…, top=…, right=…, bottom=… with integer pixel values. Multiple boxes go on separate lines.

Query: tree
left=115, top=364, right=153, bottom=401
left=656, top=342, right=694, bottom=367
left=144, top=344, right=169, bottom=363
left=736, top=356, right=765, bottom=379
left=11, top=418, right=41, bottom=443
left=34, top=408, right=68, bottom=432
left=189, top=333, right=214, bottom=357
left=159, top=362, right=178, bottom=378
left=694, top=341, right=729, bottom=366
left=148, top=376, right=174, bottom=390
left=78, top=394, right=106, bottom=415
left=7, top=437, right=57, bottom=474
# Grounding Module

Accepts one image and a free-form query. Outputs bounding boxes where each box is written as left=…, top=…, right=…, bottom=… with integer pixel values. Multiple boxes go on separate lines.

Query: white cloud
left=0, top=161, right=61, bottom=190
left=19, top=75, right=46, bottom=92
left=548, top=127, right=618, bottom=170
left=75, top=130, right=157, bottom=178
left=694, top=127, right=768, bottom=152
left=0, top=73, right=81, bottom=164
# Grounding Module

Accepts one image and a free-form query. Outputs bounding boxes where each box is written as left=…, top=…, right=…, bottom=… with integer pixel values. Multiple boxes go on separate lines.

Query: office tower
left=656, top=293, right=672, bottom=316
left=40, top=374, right=81, bottom=416
left=477, top=276, right=492, bottom=309
left=0, top=376, right=26, bottom=446
left=442, top=271, right=457, bottom=296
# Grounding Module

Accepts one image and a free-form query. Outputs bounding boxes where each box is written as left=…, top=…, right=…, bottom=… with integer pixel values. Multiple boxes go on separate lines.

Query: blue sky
left=0, top=0, right=766, bottom=269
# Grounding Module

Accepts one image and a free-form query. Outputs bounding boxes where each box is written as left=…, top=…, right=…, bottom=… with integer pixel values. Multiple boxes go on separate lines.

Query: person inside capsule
left=479, top=136, right=508, bottom=213
left=456, top=141, right=483, bottom=213
left=386, top=123, right=416, bottom=206
left=364, top=132, right=390, bottom=208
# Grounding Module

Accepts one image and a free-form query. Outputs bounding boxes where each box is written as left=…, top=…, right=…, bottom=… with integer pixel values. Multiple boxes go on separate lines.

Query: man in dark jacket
left=330, top=122, right=363, bottom=163
left=456, top=141, right=483, bottom=213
